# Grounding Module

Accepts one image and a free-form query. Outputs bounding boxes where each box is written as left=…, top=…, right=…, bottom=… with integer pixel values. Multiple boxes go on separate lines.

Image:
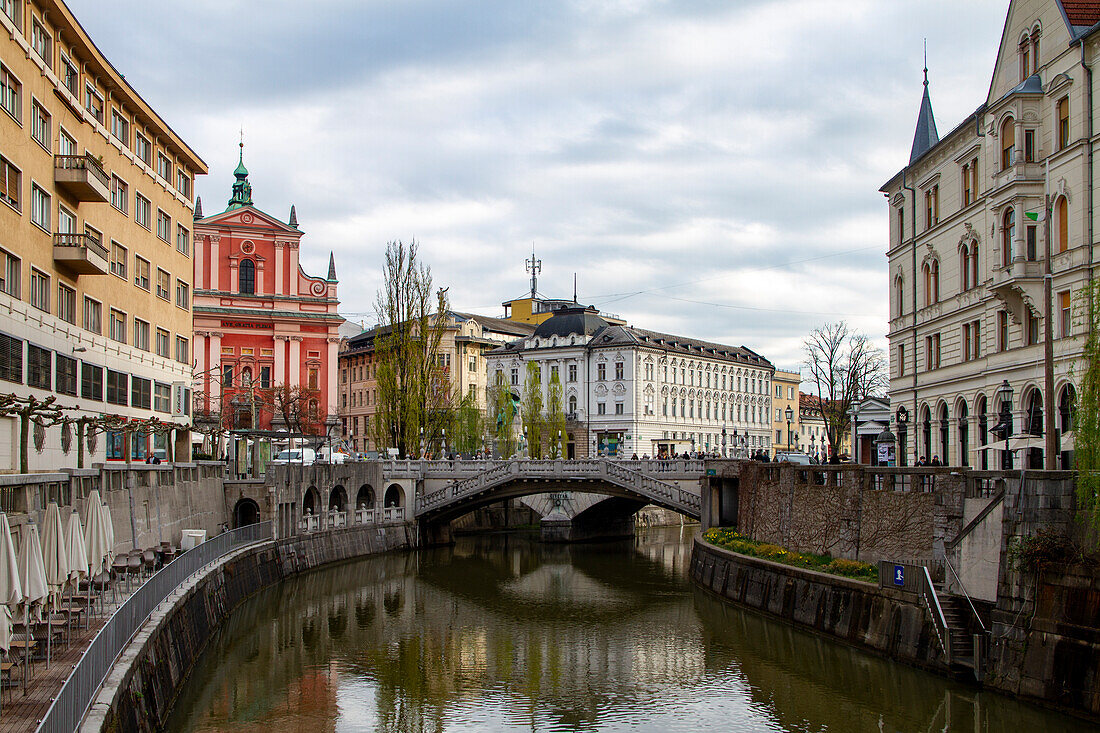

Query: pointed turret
left=227, top=141, right=253, bottom=210
left=909, top=65, right=939, bottom=165
left=194, top=196, right=203, bottom=220
left=327, top=251, right=337, bottom=281
left=289, top=204, right=298, bottom=228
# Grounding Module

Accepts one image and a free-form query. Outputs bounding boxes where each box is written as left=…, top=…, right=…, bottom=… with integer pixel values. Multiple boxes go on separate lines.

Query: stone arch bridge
left=240, top=459, right=705, bottom=544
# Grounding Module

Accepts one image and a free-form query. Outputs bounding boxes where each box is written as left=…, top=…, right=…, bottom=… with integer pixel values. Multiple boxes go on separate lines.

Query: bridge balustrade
left=355, top=508, right=376, bottom=524
left=327, top=510, right=347, bottom=529
left=383, top=506, right=405, bottom=522
left=299, top=514, right=321, bottom=533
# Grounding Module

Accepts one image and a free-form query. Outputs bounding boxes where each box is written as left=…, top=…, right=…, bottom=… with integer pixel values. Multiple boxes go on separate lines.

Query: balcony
left=53, top=232, right=109, bottom=275
left=54, top=154, right=110, bottom=202
left=988, top=259, right=1043, bottom=324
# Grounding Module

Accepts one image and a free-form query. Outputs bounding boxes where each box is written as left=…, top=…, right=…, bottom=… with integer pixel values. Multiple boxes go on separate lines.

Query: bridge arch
left=233, top=498, right=261, bottom=528
left=303, top=485, right=322, bottom=518
left=356, top=483, right=375, bottom=510
left=384, top=483, right=405, bottom=508
left=330, top=484, right=348, bottom=513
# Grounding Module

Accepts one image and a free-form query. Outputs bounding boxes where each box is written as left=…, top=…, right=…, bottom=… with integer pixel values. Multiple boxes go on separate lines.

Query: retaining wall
left=89, top=521, right=416, bottom=733
left=690, top=537, right=948, bottom=673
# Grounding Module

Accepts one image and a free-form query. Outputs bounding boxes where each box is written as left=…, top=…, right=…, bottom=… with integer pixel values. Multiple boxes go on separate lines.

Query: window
left=550, top=364, right=559, bottom=381
left=924, top=333, right=940, bottom=370
left=156, top=269, right=170, bottom=300
left=1024, top=129, right=1035, bottom=162
left=176, top=169, right=191, bottom=199
left=84, top=82, right=103, bottom=124
left=615, top=402, right=624, bottom=415
left=1002, top=208, right=1015, bottom=266
left=81, top=363, right=102, bottom=400
left=0, top=333, right=21, bottom=383
left=135, top=194, right=151, bottom=229
left=154, top=382, right=171, bottom=412
left=57, top=284, right=75, bottom=323
left=131, top=376, right=151, bottom=409
left=1060, top=291, right=1071, bottom=338
left=60, top=54, right=77, bottom=96
left=258, top=366, right=270, bottom=389
left=30, top=269, right=48, bottom=312
left=134, top=256, right=150, bottom=290
left=134, top=319, right=149, bottom=351
left=1020, top=37, right=1030, bottom=81
left=1058, top=97, right=1070, bottom=150
left=156, top=210, right=171, bottom=242
left=963, top=320, right=981, bottom=361
left=597, top=363, right=606, bottom=381
left=0, top=0, right=18, bottom=25
left=26, top=344, right=49, bottom=389
left=31, top=19, right=51, bottom=63
left=58, top=129, right=75, bottom=157
left=106, top=370, right=128, bottom=405
left=176, top=224, right=189, bottom=255
left=30, top=184, right=50, bottom=231
left=1057, top=197, right=1068, bottom=253
left=110, top=242, right=127, bottom=279
left=156, top=328, right=169, bottom=357
left=156, top=153, right=171, bottom=181
left=175, top=280, right=189, bottom=309
left=1026, top=310, right=1040, bottom=346
left=922, top=260, right=939, bottom=306
left=30, top=100, right=50, bottom=149
left=175, top=336, right=189, bottom=364
left=510, top=367, right=518, bottom=386
left=83, top=297, right=101, bottom=334
left=57, top=205, right=75, bottom=234
left=135, top=133, right=151, bottom=166
left=109, top=309, right=126, bottom=343
left=1001, top=118, right=1015, bottom=169
left=924, top=185, right=938, bottom=229
left=0, top=154, right=19, bottom=210
left=110, top=108, right=130, bottom=145
left=1, top=63, right=21, bottom=122
left=568, top=364, right=577, bottom=382
left=597, top=402, right=606, bottom=415
left=615, top=362, right=623, bottom=380
left=55, top=354, right=76, bottom=395
left=898, top=343, right=906, bottom=377
left=111, top=176, right=128, bottom=214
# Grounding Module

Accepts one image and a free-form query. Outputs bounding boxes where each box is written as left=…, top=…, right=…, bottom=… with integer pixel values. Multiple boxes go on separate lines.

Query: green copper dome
left=227, top=142, right=253, bottom=210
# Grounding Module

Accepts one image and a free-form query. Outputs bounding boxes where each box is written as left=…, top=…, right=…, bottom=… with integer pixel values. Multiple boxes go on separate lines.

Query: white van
left=317, top=447, right=349, bottom=464
left=270, top=447, right=316, bottom=465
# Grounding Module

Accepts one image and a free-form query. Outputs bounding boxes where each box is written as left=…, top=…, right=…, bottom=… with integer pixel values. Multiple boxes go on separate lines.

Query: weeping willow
left=1076, top=279, right=1100, bottom=543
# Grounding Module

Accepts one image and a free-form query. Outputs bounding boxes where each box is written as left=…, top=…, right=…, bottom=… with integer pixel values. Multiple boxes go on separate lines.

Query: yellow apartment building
left=0, top=0, right=206, bottom=470
left=771, top=369, right=801, bottom=454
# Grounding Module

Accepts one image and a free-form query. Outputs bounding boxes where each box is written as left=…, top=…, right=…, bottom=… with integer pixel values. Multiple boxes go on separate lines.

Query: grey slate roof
left=909, top=78, right=939, bottom=165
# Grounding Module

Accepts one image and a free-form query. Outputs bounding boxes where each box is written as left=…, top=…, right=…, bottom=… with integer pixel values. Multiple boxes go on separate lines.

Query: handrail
left=920, top=565, right=951, bottom=664
left=945, top=487, right=1004, bottom=552
left=35, top=522, right=273, bottom=733
left=944, top=555, right=987, bottom=633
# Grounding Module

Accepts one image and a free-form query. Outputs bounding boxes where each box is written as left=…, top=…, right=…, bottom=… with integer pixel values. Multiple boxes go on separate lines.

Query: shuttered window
left=56, top=354, right=77, bottom=396
left=27, top=344, right=50, bottom=389
left=106, top=370, right=128, bottom=405
left=131, top=376, right=151, bottom=409
left=0, top=332, right=22, bottom=383
left=81, top=363, right=102, bottom=400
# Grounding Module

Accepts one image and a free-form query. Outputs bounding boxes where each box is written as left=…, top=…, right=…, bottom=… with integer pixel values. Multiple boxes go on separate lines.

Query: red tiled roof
left=1062, top=0, right=1100, bottom=26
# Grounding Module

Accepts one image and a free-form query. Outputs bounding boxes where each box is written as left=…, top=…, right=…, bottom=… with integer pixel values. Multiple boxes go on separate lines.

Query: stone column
left=209, top=235, right=221, bottom=291
left=194, top=235, right=205, bottom=291
left=289, top=336, right=302, bottom=386
left=274, top=241, right=285, bottom=296
left=274, top=335, right=287, bottom=384
left=326, top=337, right=340, bottom=424
left=208, top=332, right=223, bottom=413
left=1013, top=199, right=1024, bottom=262
left=256, top=259, right=265, bottom=295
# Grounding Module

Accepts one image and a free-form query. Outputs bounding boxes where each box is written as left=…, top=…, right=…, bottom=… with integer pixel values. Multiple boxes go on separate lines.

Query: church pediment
left=198, top=205, right=302, bottom=235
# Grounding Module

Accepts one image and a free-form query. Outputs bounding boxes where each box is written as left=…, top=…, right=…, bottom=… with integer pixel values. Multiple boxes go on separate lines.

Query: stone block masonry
left=88, top=521, right=416, bottom=733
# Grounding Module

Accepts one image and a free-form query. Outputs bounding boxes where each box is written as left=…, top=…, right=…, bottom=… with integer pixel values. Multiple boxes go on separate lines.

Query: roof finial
left=573, top=273, right=577, bottom=304
left=289, top=204, right=298, bottom=228
left=327, top=251, right=337, bottom=281
left=194, top=196, right=203, bottom=220
left=525, top=243, right=541, bottom=300
left=923, top=38, right=928, bottom=87
left=228, top=131, right=253, bottom=209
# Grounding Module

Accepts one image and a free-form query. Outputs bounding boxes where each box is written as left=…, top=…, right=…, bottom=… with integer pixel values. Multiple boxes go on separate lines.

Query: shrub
left=704, top=527, right=878, bottom=583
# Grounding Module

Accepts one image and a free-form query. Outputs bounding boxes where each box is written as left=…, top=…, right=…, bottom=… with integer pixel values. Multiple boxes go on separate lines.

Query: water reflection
left=168, top=527, right=1094, bottom=732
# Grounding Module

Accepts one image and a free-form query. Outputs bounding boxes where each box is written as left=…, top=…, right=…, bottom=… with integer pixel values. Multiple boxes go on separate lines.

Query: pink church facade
left=192, top=150, right=342, bottom=435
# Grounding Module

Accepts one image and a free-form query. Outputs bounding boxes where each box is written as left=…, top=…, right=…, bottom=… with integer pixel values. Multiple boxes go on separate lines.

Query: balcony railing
left=53, top=232, right=109, bottom=275
left=54, top=153, right=110, bottom=202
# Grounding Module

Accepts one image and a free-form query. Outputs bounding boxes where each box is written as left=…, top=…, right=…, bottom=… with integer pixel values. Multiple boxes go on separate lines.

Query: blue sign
left=893, top=565, right=905, bottom=586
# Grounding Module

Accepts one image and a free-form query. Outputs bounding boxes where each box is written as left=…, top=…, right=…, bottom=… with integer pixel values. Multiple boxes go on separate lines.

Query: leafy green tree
left=370, top=241, right=452, bottom=457
left=490, top=371, right=517, bottom=457
left=1076, top=279, right=1100, bottom=542
left=522, top=361, right=545, bottom=458
left=452, top=390, right=485, bottom=455
left=546, top=369, right=566, bottom=457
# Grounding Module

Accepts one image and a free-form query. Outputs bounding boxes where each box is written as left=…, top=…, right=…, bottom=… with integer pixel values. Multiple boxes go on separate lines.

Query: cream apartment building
left=881, top=0, right=1094, bottom=468
left=0, top=0, right=206, bottom=470
left=771, top=369, right=801, bottom=453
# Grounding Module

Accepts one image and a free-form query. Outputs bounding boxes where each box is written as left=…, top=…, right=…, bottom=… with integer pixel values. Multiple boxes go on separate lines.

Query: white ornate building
left=486, top=305, right=775, bottom=458
left=880, top=0, right=1095, bottom=468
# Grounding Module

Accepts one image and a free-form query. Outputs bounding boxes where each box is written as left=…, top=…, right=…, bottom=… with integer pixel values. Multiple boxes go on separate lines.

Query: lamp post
left=419, top=427, right=424, bottom=459
left=557, top=429, right=562, bottom=459
left=721, top=426, right=727, bottom=458
left=810, top=433, right=817, bottom=462
left=994, top=379, right=1014, bottom=470
left=785, top=405, right=793, bottom=452
left=441, top=427, right=447, bottom=459
left=896, top=406, right=909, bottom=467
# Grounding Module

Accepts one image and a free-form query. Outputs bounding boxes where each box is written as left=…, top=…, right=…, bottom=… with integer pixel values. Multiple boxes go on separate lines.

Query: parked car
left=773, top=451, right=812, bottom=465
left=270, top=448, right=316, bottom=465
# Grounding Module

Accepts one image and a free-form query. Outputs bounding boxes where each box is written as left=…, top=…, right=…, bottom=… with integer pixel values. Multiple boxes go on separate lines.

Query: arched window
left=1001, top=118, right=1016, bottom=170
left=894, top=277, right=904, bottom=316
left=239, top=259, right=255, bottom=294
left=1057, top=197, right=1069, bottom=253
left=923, top=260, right=939, bottom=306
left=960, top=247, right=971, bottom=291
left=567, top=395, right=576, bottom=415
left=1002, top=208, right=1015, bottom=266
left=1019, top=36, right=1031, bottom=81
left=969, top=243, right=979, bottom=288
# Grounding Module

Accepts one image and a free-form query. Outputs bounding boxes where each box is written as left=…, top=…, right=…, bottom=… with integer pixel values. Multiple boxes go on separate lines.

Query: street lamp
left=721, top=426, right=727, bottom=458
left=785, top=405, right=793, bottom=452
left=993, top=379, right=1014, bottom=469
left=896, top=405, right=909, bottom=467
left=557, top=429, right=562, bottom=459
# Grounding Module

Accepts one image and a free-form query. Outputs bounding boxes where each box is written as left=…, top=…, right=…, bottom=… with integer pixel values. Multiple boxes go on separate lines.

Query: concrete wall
left=691, top=537, right=948, bottom=673
left=954, top=497, right=1003, bottom=603
left=92, top=521, right=416, bottom=733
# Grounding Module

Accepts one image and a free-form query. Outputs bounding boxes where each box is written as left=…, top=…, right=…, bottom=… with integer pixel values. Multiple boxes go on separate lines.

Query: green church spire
left=227, top=138, right=253, bottom=210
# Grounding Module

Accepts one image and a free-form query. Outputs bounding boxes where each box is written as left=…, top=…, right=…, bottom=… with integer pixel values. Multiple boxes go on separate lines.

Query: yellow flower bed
left=703, top=528, right=878, bottom=583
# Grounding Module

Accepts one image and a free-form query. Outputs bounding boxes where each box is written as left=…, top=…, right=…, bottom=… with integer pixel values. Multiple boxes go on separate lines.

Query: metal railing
left=920, top=565, right=951, bottom=665
left=35, top=521, right=273, bottom=733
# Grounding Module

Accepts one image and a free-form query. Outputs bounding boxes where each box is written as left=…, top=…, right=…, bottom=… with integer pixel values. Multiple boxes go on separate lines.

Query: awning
left=970, top=435, right=1053, bottom=453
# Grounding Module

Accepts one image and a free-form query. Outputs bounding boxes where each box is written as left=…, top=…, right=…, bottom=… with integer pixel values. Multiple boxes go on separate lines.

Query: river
left=168, top=527, right=1097, bottom=732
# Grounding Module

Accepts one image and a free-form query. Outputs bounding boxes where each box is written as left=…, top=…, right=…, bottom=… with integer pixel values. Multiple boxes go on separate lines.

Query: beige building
left=771, top=369, right=801, bottom=453
left=881, top=0, right=1094, bottom=469
left=0, top=0, right=205, bottom=470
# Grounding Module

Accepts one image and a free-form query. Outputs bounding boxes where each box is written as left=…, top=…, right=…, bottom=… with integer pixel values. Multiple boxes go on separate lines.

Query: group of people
left=916, top=455, right=944, bottom=466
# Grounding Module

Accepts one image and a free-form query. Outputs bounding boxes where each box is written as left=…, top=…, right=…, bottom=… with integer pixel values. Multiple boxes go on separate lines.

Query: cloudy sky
left=71, top=0, right=1008, bottom=369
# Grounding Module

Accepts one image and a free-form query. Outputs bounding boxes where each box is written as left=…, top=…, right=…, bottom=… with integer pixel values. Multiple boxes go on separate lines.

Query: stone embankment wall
left=691, top=537, right=948, bottom=673
left=91, top=521, right=416, bottom=733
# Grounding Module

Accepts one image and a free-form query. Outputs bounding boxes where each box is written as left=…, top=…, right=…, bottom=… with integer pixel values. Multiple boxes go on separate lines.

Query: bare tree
left=268, top=383, right=323, bottom=436
left=803, top=322, right=887, bottom=461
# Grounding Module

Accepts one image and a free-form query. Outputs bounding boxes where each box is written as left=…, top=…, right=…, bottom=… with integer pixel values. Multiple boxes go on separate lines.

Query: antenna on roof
left=923, top=38, right=928, bottom=87
left=573, top=273, right=577, bottom=304
left=525, top=243, right=541, bottom=300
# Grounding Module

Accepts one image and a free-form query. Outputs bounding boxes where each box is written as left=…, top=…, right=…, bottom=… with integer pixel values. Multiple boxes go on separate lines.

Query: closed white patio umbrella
left=0, top=514, right=21, bottom=714
left=83, top=490, right=110, bottom=577
left=17, top=522, right=47, bottom=692
left=101, top=500, right=116, bottom=563
left=66, top=511, right=89, bottom=631
left=40, top=503, right=69, bottom=668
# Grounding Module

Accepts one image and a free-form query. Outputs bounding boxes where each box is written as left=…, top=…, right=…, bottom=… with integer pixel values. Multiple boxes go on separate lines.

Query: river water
left=168, top=527, right=1096, bottom=732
